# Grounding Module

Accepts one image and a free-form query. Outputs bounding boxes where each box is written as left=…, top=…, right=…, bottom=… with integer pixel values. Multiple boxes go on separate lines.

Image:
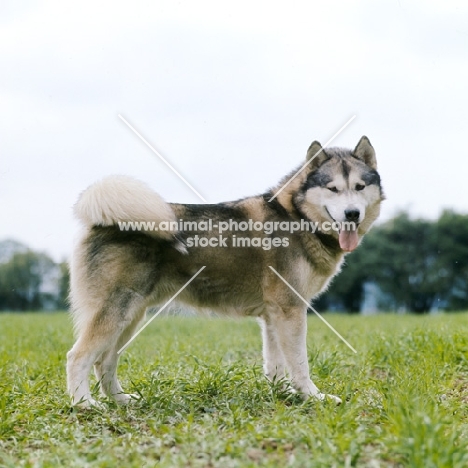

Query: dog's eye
left=355, top=184, right=365, bottom=191
left=328, top=187, right=338, bottom=193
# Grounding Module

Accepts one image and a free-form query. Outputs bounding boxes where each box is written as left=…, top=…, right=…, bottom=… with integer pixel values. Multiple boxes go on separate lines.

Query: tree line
left=0, top=210, right=467, bottom=313
left=0, top=240, right=68, bottom=311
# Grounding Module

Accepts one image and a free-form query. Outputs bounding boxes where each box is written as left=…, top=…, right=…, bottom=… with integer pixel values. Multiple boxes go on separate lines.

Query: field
left=1, top=312, right=468, bottom=467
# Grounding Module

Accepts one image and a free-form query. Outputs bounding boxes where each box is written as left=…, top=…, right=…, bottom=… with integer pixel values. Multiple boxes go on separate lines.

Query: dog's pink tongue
left=339, top=229, right=359, bottom=252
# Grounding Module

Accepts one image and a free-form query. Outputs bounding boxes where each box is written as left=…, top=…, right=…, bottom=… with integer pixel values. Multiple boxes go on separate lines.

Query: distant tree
left=0, top=239, right=28, bottom=263
left=432, top=210, right=468, bottom=310
left=0, top=250, right=56, bottom=311
left=57, top=261, right=70, bottom=309
left=365, top=213, right=440, bottom=313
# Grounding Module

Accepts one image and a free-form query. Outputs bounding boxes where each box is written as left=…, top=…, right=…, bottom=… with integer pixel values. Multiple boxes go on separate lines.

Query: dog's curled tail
left=74, top=175, right=187, bottom=253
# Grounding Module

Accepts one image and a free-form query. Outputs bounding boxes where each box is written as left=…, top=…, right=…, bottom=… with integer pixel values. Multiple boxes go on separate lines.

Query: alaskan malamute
left=67, top=136, right=384, bottom=407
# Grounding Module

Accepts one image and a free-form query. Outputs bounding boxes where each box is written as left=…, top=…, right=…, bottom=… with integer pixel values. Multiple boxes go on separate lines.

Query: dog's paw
left=315, top=393, right=342, bottom=405
left=72, top=397, right=105, bottom=410
left=113, top=393, right=140, bottom=404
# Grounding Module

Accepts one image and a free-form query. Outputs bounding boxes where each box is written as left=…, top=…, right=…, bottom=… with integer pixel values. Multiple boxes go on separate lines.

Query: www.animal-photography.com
left=1, top=1, right=468, bottom=467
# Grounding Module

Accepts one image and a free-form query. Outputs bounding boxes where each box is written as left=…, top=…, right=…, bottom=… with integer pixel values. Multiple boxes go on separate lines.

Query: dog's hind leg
left=67, top=331, right=109, bottom=408
left=94, top=309, right=146, bottom=403
left=67, top=288, right=146, bottom=408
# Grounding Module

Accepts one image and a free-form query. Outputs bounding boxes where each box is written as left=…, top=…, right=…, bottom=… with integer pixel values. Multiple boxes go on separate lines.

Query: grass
left=1, top=312, right=468, bottom=467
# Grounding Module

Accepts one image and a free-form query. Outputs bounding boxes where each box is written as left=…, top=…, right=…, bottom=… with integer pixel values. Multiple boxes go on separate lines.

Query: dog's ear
left=306, top=141, right=328, bottom=170
left=354, top=136, right=377, bottom=170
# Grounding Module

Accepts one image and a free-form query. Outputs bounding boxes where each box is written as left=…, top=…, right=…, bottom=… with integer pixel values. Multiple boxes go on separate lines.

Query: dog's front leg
left=276, top=307, right=342, bottom=405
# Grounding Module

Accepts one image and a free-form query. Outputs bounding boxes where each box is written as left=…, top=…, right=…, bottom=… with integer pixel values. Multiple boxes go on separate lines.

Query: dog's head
left=292, top=136, right=384, bottom=252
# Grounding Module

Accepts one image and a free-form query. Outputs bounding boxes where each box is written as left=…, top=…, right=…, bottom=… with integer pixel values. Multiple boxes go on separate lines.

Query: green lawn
left=1, top=312, right=468, bottom=467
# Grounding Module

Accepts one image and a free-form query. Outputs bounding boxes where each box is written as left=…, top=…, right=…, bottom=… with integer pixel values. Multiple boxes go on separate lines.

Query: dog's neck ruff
left=264, top=191, right=343, bottom=253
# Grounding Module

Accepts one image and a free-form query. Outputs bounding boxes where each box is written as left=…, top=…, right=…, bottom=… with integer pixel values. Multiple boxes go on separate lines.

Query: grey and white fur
left=67, top=136, right=384, bottom=407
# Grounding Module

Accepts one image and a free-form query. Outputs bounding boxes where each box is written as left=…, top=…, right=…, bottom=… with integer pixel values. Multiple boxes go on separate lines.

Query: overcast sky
left=1, top=0, right=467, bottom=261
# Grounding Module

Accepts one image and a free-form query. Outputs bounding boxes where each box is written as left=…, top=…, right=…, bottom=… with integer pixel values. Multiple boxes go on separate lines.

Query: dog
left=67, top=136, right=384, bottom=407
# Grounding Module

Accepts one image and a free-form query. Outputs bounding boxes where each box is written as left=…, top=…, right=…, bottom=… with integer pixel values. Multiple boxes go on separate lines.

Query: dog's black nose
left=345, top=209, right=360, bottom=222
